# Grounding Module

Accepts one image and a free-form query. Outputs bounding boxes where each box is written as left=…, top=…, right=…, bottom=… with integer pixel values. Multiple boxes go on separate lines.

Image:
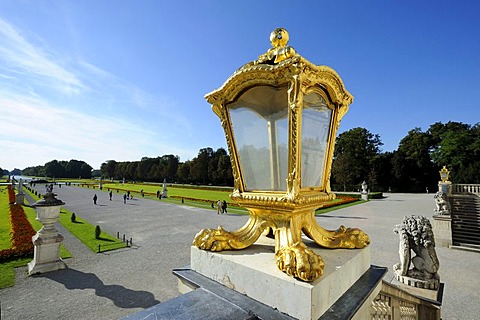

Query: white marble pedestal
left=28, top=193, right=66, bottom=276
left=432, top=214, right=452, bottom=248
left=28, top=231, right=66, bottom=275
left=183, top=236, right=378, bottom=320
left=15, top=193, right=25, bottom=205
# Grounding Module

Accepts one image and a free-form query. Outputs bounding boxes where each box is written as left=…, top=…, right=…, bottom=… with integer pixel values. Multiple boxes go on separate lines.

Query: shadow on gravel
left=40, top=268, right=160, bottom=308
left=96, top=236, right=115, bottom=242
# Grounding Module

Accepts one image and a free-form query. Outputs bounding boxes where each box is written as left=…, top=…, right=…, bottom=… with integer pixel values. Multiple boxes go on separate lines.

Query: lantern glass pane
left=301, top=92, right=332, bottom=188
left=228, top=85, right=288, bottom=191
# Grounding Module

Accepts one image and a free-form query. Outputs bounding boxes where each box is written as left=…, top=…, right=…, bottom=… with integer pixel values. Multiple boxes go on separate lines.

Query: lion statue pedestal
left=393, top=215, right=440, bottom=292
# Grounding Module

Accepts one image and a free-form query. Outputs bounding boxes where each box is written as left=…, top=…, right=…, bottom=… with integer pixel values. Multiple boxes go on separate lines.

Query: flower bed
left=7, top=185, right=15, bottom=203
left=318, top=195, right=359, bottom=210
left=0, top=186, right=36, bottom=262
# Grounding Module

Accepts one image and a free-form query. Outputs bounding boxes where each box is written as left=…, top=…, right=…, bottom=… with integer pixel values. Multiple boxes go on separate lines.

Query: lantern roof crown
left=205, top=28, right=353, bottom=107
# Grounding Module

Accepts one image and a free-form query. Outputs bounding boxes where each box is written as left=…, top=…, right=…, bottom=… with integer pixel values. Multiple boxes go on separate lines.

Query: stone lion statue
left=393, top=215, right=440, bottom=289
left=434, top=191, right=450, bottom=214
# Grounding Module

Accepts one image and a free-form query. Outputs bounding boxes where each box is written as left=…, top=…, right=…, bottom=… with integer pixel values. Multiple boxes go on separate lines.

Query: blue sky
left=0, top=1, right=479, bottom=171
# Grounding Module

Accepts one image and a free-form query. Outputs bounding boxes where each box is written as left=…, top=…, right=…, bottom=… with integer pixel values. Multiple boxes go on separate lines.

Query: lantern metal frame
left=193, top=28, right=369, bottom=282
left=439, top=166, right=450, bottom=183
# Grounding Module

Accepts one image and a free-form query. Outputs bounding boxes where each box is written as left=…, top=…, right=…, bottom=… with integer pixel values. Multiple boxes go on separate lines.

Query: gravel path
left=1, top=186, right=479, bottom=319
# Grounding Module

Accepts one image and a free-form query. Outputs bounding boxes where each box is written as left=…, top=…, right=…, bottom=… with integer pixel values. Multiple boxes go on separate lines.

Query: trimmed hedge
left=334, top=192, right=383, bottom=200
left=319, top=195, right=359, bottom=209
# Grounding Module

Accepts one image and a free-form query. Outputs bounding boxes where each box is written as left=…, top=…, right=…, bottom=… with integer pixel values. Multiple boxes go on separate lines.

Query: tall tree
left=370, top=152, right=395, bottom=192
left=101, top=160, right=117, bottom=179
left=176, top=161, right=191, bottom=184
left=21, top=165, right=45, bottom=177
left=392, top=128, right=436, bottom=192
left=428, top=121, right=480, bottom=183
left=216, top=152, right=233, bottom=186
left=191, top=147, right=213, bottom=184
left=65, top=159, right=92, bottom=178
left=136, top=157, right=152, bottom=181
left=207, top=148, right=232, bottom=186
left=163, top=155, right=180, bottom=182
left=44, top=160, right=65, bottom=178
left=331, top=127, right=383, bottom=191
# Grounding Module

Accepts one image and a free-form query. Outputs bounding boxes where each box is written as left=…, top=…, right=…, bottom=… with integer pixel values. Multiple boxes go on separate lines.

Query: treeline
left=16, top=121, right=479, bottom=193
left=22, top=159, right=93, bottom=179
left=101, top=147, right=233, bottom=186
left=332, top=121, right=480, bottom=192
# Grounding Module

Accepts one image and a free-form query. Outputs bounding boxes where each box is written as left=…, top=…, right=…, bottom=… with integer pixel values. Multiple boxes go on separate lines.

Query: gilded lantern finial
left=270, top=27, right=290, bottom=48
left=256, top=28, right=297, bottom=64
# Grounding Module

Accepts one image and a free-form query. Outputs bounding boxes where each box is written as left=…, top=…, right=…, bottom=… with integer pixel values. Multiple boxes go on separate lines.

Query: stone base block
left=28, top=232, right=66, bottom=276
left=432, top=214, right=452, bottom=248
left=395, top=274, right=439, bottom=290
left=28, top=259, right=66, bottom=276
left=15, top=193, right=25, bottom=205
left=190, top=236, right=371, bottom=320
left=394, top=279, right=443, bottom=302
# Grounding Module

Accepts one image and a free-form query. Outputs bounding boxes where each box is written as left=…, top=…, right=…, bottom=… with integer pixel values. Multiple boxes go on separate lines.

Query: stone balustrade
left=371, top=281, right=441, bottom=319
left=452, top=184, right=480, bottom=194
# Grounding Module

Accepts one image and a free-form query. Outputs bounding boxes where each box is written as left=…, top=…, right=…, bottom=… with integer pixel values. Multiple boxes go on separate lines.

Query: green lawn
left=0, top=258, right=31, bottom=288
left=80, top=182, right=248, bottom=213
left=25, top=188, right=126, bottom=253
left=0, top=187, right=72, bottom=289
left=101, top=182, right=233, bottom=202
left=315, top=198, right=366, bottom=214
left=0, top=187, right=12, bottom=251
left=0, top=187, right=126, bottom=289
left=88, top=182, right=365, bottom=215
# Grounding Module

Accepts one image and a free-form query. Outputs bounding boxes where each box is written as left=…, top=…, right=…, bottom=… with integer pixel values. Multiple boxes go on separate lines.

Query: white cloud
left=0, top=93, right=156, bottom=168
left=0, top=17, right=85, bottom=95
left=0, top=17, right=200, bottom=171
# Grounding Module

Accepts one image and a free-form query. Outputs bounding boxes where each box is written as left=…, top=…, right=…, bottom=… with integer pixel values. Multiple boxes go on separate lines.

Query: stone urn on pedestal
left=15, top=178, right=25, bottom=205
left=361, top=180, right=369, bottom=201
left=162, top=179, right=168, bottom=198
left=28, top=186, right=66, bottom=275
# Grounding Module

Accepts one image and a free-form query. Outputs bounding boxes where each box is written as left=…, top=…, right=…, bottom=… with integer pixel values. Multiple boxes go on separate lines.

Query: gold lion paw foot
left=275, top=242, right=324, bottom=282
left=192, top=226, right=234, bottom=251
left=334, top=226, right=370, bottom=248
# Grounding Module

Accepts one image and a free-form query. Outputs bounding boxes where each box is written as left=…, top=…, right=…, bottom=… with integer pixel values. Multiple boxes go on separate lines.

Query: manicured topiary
left=95, top=225, right=101, bottom=239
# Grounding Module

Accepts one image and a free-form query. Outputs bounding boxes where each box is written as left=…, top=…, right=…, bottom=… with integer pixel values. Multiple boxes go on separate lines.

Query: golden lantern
left=439, top=166, right=450, bottom=183
left=193, top=28, right=369, bottom=282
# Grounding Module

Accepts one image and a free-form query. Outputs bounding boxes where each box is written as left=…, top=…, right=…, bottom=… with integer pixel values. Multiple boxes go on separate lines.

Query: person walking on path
left=123, top=193, right=127, bottom=204
left=93, top=194, right=98, bottom=205
left=109, top=191, right=113, bottom=201
left=222, top=200, right=227, bottom=214
left=217, top=200, right=223, bottom=214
